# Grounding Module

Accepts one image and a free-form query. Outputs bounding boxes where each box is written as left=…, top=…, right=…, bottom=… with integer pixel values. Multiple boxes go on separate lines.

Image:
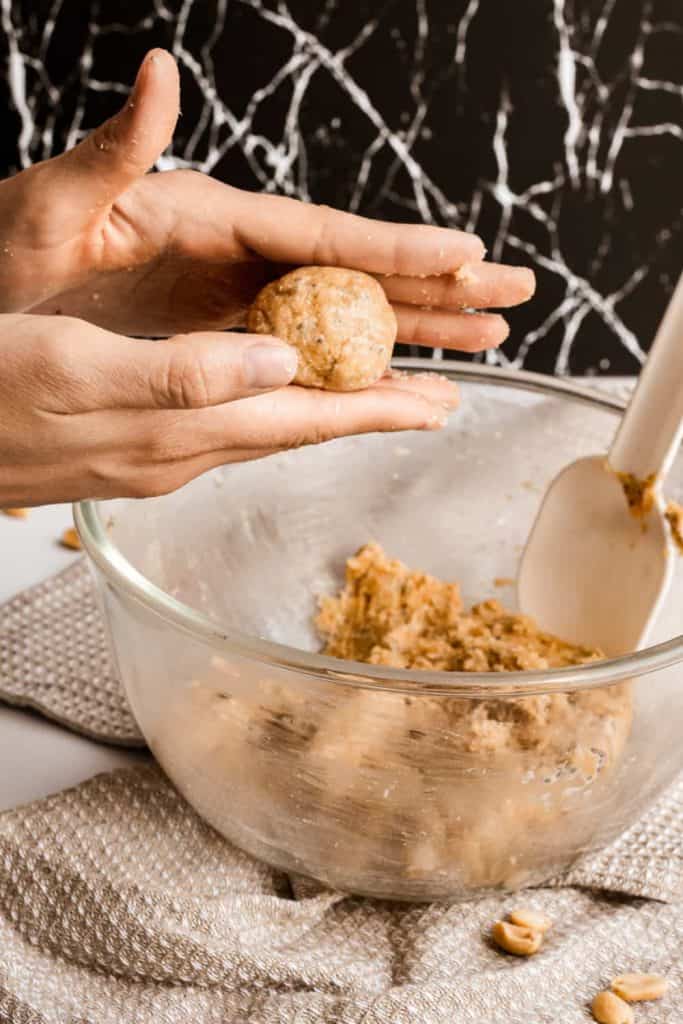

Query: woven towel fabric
left=0, top=766, right=681, bottom=1024
left=0, top=560, right=142, bottom=746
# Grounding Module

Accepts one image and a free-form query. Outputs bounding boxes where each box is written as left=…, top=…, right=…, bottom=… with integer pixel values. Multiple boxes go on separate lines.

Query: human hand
left=0, top=314, right=459, bottom=506
left=0, top=50, right=534, bottom=348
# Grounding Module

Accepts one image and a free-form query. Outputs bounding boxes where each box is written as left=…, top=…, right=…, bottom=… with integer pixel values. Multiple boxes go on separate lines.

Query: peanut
left=611, top=973, right=668, bottom=1003
left=508, top=907, right=552, bottom=935
left=591, top=990, right=633, bottom=1024
left=59, top=526, right=82, bottom=551
left=491, top=920, right=542, bottom=956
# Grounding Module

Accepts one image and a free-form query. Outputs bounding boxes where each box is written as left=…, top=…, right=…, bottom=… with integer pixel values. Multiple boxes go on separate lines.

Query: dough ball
left=247, top=266, right=397, bottom=391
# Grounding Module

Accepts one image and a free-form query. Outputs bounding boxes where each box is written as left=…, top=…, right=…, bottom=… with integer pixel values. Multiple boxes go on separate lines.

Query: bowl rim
left=74, top=360, right=683, bottom=698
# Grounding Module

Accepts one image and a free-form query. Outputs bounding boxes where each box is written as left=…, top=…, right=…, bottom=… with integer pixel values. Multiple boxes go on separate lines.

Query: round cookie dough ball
left=247, top=266, right=397, bottom=391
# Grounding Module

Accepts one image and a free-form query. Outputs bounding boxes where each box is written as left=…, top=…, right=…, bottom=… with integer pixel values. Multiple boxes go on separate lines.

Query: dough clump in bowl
left=247, top=266, right=397, bottom=391
left=153, top=545, right=633, bottom=898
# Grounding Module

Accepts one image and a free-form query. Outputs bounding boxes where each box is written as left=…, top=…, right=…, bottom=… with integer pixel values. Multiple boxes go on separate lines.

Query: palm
left=28, top=171, right=279, bottom=336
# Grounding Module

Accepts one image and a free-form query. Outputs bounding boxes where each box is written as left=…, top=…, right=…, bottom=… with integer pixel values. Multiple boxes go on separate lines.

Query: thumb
left=52, top=49, right=180, bottom=209
left=99, top=331, right=299, bottom=411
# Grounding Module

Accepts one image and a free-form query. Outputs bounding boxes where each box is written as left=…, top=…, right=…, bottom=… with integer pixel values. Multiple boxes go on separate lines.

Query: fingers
left=55, top=374, right=457, bottom=500
left=50, top=49, right=179, bottom=209
left=393, top=304, right=509, bottom=352
left=92, top=323, right=463, bottom=413
left=162, top=376, right=455, bottom=460
left=234, top=189, right=485, bottom=276
left=382, top=262, right=536, bottom=310
left=94, top=330, right=299, bottom=411
left=373, top=370, right=460, bottom=409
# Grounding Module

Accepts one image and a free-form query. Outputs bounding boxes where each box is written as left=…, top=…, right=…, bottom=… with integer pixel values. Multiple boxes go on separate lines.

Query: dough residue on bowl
left=617, top=471, right=658, bottom=519
left=665, top=501, right=683, bottom=553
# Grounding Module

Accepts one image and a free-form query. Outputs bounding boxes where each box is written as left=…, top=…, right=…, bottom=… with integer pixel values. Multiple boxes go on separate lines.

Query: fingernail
left=517, top=266, right=537, bottom=298
left=245, top=342, right=298, bottom=388
left=129, top=50, right=163, bottom=103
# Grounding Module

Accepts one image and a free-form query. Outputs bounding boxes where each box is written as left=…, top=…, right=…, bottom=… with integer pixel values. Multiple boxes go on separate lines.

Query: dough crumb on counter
left=316, top=542, right=603, bottom=671
left=59, top=526, right=82, bottom=551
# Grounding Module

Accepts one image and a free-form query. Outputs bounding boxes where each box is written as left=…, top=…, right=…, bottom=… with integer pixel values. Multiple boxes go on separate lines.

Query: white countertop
left=0, top=505, right=146, bottom=813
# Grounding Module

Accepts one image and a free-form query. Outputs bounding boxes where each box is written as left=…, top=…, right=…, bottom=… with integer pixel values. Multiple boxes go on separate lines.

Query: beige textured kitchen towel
left=0, top=558, right=683, bottom=1022
left=0, top=560, right=142, bottom=746
left=0, top=765, right=681, bottom=1024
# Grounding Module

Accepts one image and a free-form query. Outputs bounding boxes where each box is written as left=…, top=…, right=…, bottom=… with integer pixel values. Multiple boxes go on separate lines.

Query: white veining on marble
left=1, top=1, right=680, bottom=373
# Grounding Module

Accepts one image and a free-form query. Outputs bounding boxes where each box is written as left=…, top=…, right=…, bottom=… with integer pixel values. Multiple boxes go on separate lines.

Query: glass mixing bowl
left=75, top=362, right=683, bottom=901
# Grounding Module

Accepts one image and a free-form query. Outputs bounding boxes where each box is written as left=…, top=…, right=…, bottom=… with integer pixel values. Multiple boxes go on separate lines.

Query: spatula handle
left=609, top=272, right=683, bottom=483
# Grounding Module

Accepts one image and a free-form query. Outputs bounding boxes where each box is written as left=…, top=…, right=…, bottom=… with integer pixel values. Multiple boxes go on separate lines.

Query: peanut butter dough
left=665, top=501, right=683, bottom=553
left=617, top=473, right=683, bottom=552
left=154, top=545, right=632, bottom=898
left=617, top=471, right=657, bottom=519
left=317, top=543, right=602, bottom=671
left=247, top=266, right=397, bottom=390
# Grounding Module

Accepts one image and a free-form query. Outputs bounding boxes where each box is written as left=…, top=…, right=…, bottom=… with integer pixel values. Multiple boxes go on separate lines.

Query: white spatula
left=518, top=273, right=683, bottom=656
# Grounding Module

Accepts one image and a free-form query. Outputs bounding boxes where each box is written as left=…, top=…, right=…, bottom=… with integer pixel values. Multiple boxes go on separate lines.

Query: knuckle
left=438, top=277, right=457, bottom=306
left=390, top=234, right=406, bottom=276
left=29, top=320, right=83, bottom=382
left=288, top=431, right=319, bottom=450
left=157, top=343, right=212, bottom=409
left=401, top=311, right=421, bottom=344
left=91, top=118, right=119, bottom=155
left=174, top=168, right=206, bottom=188
left=310, top=204, right=338, bottom=264
left=289, top=420, right=335, bottom=451
left=89, top=118, right=145, bottom=175
left=121, top=472, right=180, bottom=500
left=30, top=331, right=64, bottom=371
left=80, top=457, right=188, bottom=501
left=145, top=421, right=196, bottom=463
left=31, top=316, right=80, bottom=359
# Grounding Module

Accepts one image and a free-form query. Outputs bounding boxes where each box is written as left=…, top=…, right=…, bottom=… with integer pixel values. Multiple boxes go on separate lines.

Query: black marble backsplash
left=0, top=0, right=681, bottom=374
